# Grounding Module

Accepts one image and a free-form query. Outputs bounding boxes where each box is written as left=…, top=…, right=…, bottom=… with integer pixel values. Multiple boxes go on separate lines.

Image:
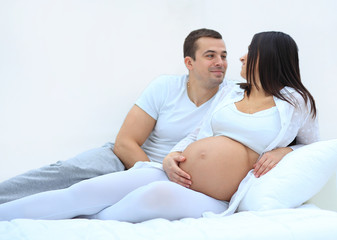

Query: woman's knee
left=137, top=181, right=182, bottom=209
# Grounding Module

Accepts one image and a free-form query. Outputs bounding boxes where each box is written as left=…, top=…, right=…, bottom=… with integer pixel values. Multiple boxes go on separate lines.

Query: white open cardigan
left=170, top=80, right=320, bottom=217
left=171, top=80, right=319, bottom=154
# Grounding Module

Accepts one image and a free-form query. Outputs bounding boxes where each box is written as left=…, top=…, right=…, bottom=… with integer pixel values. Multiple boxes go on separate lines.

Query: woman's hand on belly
left=163, top=152, right=192, bottom=188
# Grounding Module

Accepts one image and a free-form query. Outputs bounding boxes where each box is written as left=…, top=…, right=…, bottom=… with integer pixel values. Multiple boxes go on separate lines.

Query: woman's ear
left=184, top=56, right=193, bottom=70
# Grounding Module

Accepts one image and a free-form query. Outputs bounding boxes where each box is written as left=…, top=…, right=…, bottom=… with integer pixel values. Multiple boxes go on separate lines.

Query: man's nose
left=214, top=56, right=223, bottom=66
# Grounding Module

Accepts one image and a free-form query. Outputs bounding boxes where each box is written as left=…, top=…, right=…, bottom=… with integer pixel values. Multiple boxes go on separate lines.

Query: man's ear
left=184, top=56, right=194, bottom=70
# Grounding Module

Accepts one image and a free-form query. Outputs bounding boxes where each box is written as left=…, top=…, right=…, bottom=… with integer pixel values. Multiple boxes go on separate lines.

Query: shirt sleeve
left=135, top=76, right=167, bottom=120
left=296, top=109, right=320, bottom=145
left=292, top=95, right=320, bottom=149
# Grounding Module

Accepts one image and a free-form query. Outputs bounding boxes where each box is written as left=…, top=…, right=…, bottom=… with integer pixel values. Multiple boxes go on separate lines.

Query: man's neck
left=187, top=79, right=219, bottom=107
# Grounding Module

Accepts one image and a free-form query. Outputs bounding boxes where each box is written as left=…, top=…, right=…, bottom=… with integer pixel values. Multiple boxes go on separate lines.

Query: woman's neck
left=249, top=85, right=270, bottom=98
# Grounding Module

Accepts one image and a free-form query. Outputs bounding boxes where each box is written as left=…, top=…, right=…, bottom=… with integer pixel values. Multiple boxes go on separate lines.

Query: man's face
left=188, top=37, right=227, bottom=88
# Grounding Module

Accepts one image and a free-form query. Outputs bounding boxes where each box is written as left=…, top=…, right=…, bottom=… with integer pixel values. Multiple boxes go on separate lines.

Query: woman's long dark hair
left=241, top=31, right=317, bottom=118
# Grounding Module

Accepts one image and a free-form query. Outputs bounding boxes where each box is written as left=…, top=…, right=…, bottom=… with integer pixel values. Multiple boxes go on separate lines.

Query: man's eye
left=206, top=54, right=214, bottom=58
left=221, top=55, right=227, bottom=59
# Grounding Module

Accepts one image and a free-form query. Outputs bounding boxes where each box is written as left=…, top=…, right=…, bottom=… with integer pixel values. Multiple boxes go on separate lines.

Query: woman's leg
left=0, top=167, right=168, bottom=220
left=92, top=181, right=228, bottom=222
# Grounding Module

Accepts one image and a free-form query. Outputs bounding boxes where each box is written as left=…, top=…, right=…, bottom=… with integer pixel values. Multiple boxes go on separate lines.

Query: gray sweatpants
left=0, top=142, right=125, bottom=204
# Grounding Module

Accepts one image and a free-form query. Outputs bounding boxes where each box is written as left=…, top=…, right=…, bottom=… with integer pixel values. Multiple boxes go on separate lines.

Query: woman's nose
left=240, top=54, right=247, bottom=62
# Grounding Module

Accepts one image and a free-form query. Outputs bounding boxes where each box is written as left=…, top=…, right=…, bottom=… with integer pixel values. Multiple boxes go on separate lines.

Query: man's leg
left=0, top=142, right=125, bottom=204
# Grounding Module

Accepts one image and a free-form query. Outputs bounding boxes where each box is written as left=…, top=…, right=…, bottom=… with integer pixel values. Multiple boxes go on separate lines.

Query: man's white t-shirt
left=135, top=74, right=221, bottom=163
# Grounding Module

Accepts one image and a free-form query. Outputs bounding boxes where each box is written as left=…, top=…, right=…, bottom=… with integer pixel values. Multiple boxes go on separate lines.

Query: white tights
left=0, top=166, right=228, bottom=222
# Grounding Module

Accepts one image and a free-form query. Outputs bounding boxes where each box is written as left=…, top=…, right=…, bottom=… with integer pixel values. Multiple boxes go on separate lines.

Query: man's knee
left=68, top=145, right=125, bottom=173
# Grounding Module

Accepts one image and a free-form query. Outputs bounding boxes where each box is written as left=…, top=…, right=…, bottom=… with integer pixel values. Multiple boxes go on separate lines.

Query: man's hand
left=163, top=152, right=192, bottom=188
left=253, top=147, right=293, bottom=178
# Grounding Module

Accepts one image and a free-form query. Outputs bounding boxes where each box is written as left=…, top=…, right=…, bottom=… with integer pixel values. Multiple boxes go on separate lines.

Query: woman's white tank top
left=211, top=103, right=281, bottom=154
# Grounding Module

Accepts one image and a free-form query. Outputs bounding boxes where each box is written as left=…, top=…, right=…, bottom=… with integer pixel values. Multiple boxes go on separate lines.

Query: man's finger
left=173, top=155, right=186, bottom=162
left=176, top=168, right=190, bottom=180
left=177, top=175, right=192, bottom=187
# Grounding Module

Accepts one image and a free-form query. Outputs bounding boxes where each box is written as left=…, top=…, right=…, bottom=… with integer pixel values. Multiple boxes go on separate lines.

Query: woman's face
left=240, top=53, right=248, bottom=79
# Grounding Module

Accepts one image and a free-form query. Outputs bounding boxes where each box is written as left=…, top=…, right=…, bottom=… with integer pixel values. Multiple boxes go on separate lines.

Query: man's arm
left=113, top=105, right=156, bottom=169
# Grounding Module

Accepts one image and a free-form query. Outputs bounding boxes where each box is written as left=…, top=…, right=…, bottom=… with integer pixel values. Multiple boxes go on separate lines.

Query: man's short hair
left=183, top=28, right=222, bottom=60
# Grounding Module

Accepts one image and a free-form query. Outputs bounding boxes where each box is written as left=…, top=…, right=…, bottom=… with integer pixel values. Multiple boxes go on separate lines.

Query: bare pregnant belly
left=179, top=136, right=259, bottom=201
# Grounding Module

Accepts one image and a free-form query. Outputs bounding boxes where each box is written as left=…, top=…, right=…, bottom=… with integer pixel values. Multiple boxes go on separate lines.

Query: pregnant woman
left=0, top=31, right=319, bottom=222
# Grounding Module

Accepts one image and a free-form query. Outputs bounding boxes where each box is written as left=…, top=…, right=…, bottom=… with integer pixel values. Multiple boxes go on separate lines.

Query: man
left=0, top=28, right=228, bottom=204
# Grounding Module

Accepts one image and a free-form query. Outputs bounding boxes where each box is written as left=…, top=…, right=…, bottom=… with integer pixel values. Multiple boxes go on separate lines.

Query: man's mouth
left=210, top=68, right=224, bottom=74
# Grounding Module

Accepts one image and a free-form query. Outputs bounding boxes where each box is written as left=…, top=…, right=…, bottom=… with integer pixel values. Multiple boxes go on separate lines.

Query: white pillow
left=238, top=139, right=337, bottom=211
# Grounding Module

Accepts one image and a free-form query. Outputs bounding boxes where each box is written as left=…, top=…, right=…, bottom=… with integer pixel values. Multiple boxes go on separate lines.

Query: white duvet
left=1, top=205, right=337, bottom=240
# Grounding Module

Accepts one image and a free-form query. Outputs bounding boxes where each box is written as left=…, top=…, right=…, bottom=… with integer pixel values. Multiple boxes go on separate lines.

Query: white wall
left=1, top=0, right=336, bottom=208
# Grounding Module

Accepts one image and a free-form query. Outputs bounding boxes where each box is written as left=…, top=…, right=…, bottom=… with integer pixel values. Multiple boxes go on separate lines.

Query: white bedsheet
left=1, top=205, right=337, bottom=240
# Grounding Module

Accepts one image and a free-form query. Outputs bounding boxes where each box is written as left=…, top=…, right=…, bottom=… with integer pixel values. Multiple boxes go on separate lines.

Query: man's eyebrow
left=203, top=50, right=227, bottom=55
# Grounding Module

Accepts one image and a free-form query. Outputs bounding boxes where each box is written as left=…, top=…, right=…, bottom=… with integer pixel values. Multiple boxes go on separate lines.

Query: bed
left=1, top=205, right=337, bottom=240
left=1, top=139, right=337, bottom=240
